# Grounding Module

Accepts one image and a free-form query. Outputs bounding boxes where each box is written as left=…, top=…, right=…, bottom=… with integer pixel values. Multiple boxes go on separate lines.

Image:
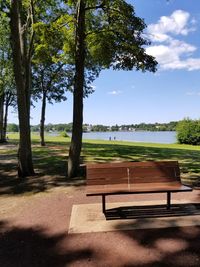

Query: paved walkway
left=0, top=188, right=200, bottom=267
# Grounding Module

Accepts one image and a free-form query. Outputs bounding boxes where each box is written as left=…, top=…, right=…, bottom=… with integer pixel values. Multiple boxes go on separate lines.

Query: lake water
left=68, top=131, right=177, bottom=144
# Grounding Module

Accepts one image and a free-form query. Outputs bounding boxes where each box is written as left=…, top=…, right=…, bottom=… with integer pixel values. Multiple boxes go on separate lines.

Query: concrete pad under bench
left=68, top=200, right=200, bottom=234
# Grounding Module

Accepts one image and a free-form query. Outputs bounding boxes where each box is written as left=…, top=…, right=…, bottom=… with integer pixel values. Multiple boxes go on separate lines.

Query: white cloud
left=163, top=58, right=200, bottom=71
left=186, top=91, right=200, bottom=96
left=108, top=90, right=122, bottom=95
left=146, top=10, right=200, bottom=71
left=147, top=10, right=195, bottom=42
left=146, top=41, right=197, bottom=70
left=186, top=91, right=195, bottom=95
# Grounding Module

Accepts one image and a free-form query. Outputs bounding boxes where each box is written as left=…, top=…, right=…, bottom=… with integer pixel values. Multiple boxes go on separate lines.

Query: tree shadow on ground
left=1, top=141, right=200, bottom=195
left=0, top=142, right=85, bottom=196
left=114, top=224, right=200, bottom=267
left=2, top=217, right=200, bottom=266
left=82, top=142, right=200, bottom=172
left=110, top=193, right=200, bottom=266
left=105, top=203, right=200, bottom=220
left=0, top=172, right=85, bottom=196
left=0, top=220, right=93, bottom=267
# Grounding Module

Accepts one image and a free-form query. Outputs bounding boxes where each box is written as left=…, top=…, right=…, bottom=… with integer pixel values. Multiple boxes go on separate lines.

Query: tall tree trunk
left=3, top=96, right=9, bottom=141
left=0, top=93, right=5, bottom=143
left=10, top=0, right=34, bottom=178
left=40, top=90, right=46, bottom=146
left=68, top=0, right=86, bottom=178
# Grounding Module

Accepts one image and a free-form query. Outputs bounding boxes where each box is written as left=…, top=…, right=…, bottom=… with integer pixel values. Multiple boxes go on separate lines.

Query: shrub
left=60, top=131, right=69, bottom=138
left=176, top=118, right=200, bottom=145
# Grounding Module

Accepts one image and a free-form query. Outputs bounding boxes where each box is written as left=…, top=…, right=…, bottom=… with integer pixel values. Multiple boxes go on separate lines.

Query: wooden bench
left=86, top=161, right=193, bottom=214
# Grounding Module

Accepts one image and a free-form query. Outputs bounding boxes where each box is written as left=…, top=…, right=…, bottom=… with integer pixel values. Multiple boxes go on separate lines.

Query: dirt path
left=0, top=188, right=200, bottom=267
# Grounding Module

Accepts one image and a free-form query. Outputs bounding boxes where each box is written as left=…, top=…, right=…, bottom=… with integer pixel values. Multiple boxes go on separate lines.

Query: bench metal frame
left=100, top=191, right=173, bottom=214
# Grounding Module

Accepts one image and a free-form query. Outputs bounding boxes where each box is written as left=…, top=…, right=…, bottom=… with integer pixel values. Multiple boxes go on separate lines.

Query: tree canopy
left=0, top=10, right=16, bottom=142
left=0, top=0, right=157, bottom=178
left=66, top=0, right=157, bottom=177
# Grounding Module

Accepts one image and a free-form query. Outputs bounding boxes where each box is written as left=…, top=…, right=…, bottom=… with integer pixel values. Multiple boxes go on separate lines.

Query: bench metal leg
left=167, top=192, right=171, bottom=210
left=102, top=195, right=106, bottom=214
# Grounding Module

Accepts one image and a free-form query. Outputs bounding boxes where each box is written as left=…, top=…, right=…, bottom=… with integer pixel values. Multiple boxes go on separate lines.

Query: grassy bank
left=0, top=133, right=200, bottom=195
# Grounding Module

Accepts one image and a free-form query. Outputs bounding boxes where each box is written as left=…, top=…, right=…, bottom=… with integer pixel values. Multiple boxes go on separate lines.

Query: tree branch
left=86, top=27, right=117, bottom=37
left=85, top=0, right=106, bottom=11
left=57, top=17, right=76, bottom=29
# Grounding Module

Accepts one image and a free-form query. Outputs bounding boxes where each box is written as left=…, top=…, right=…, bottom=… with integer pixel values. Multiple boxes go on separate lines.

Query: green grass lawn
left=0, top=133, right=200, bottom=195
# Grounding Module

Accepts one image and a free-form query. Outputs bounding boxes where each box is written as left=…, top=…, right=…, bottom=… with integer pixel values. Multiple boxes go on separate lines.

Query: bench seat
left=87, top=181, right=192, bottom=195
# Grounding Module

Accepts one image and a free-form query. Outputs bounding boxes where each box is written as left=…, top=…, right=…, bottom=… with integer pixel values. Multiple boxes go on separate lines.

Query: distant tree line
left=31, top=123, right=73, bottom=133
left=7, top=121, right=178, bottom=133
left=123, top=121, right=178, bottom=131
left=88, top=121, right=178, bottom=132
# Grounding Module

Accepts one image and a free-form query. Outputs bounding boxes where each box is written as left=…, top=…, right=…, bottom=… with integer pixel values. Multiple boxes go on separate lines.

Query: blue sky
left=9, top=0, right=200, bottom=125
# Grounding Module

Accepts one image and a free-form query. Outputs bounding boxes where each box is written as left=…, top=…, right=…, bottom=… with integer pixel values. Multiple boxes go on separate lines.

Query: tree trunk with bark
left=3, top=94, right=10, bottom=141
left=68, top=0, right=86, bottom=178
left=10, top=0, right=34, bottom=177
left=0, top=93, right=5, bottom=143
left=40, top=90, right=46, bottom=146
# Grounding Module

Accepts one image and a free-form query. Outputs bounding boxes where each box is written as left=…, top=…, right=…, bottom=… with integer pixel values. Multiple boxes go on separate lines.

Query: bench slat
left=87, top=161, right=180, bottom=169
left=87, top=167, right=127, bottom=178
left=87, top=177, right=128, bottom=185
left=129, top=166, right=178, bottom=177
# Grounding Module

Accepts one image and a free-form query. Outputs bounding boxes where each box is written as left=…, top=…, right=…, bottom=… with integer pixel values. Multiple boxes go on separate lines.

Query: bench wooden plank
left=129, top=166, right=178, bottom=177
left=87, top=161, right=181, bottom=169
left=87, top=167, right=128, bottom=185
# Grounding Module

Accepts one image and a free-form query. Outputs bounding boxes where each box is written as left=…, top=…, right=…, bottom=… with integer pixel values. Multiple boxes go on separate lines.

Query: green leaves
left=0, top=11, right=15, bottom=98
left=83, top=0, right=157, bottom=72
left=33, top=0, right=157, bottom=98
left=177, top=118, right=200, bottom=145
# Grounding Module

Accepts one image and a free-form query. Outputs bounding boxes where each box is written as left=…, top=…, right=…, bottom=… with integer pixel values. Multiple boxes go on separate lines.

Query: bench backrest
left=86, top=161, right=181, bottom=185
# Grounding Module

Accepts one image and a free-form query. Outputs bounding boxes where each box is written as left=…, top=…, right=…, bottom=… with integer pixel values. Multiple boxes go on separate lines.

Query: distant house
left=129, top=127, right=135, bottom=131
